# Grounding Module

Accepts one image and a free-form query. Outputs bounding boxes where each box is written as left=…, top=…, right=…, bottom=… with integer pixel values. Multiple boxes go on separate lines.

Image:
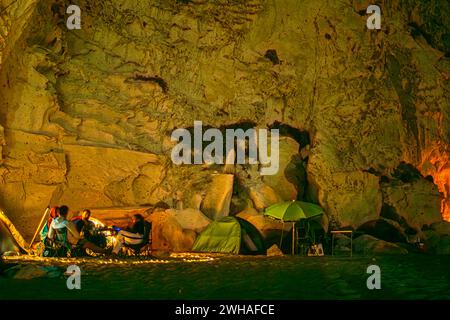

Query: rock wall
left=0, top=0, right=449, bottom=240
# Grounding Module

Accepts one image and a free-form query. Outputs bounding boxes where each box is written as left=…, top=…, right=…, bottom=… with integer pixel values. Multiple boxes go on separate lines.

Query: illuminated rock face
left=0, top=0, right=449, bottom=239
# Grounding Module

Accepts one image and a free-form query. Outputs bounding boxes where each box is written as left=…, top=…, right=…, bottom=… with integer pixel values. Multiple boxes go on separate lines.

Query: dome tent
left=192, top=216, right=265, bottom=255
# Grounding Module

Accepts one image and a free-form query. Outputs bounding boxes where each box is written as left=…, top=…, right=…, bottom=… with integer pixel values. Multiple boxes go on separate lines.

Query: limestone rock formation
left=430, top=221, right=450, bottom=236
left=237, top=207, right=293, bottom=247
left=318, top=171, right=383, bottom=229
left=248, top=184, right=281, bottom=211
left=353, top=234, right=408, bottom=255
left=166, top=208, right=211, bottom=234
left=263, top=136, right=305, bottom=201
left=149, top=209, right=198, bottom=252
left=423, top=221, right=450, bottom=254
left=332, top=233, right=352, bottom=253
left=266, top=244, right=284, bottom=257
left=0, top=0, right=449, bottom=241
left=381, top=178, right=443, bottom=231
left=201, top=174, right=234, bottom=220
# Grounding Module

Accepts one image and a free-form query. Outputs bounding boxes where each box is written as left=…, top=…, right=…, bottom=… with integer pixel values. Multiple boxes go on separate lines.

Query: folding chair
left=43, top=227, right=71, bottom=257
left=296, top=220, right=313, bottom=256
left=123, top=221, right=152, bottom=257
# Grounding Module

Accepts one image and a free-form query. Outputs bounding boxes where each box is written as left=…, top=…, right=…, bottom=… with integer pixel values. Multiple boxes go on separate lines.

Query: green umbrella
left=264, top=200, right=324, bottom=255
left=264, top=200, right=324, bottom=222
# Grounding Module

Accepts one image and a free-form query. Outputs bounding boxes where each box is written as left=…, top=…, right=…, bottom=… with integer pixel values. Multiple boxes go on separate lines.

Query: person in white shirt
left=111, top=214, right=146, bottom=254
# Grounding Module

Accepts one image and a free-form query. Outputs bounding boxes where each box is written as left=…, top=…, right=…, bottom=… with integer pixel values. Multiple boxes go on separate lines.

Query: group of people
left=40, top=205, right=150, bottom=256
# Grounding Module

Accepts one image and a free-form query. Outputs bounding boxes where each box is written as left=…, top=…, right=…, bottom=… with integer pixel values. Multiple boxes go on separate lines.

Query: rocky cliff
left=0, top=0, right=449, bottom=240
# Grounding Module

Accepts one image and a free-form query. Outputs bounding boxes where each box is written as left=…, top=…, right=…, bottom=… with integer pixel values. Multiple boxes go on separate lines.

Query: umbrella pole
left=292, top=222, right=295, bottom=255
left=279, top=222, right=284, bottom=249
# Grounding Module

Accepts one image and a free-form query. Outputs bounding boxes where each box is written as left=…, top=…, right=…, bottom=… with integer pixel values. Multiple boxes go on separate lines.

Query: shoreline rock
left=353, top=234, right=408, bottom=255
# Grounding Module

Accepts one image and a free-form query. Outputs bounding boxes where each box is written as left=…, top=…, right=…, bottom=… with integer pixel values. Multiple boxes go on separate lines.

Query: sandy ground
left=1, top=253, right=449, bottom=300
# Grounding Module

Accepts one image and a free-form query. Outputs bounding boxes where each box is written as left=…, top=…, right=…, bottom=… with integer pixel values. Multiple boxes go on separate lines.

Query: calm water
left=1, top=253, right=449, bottom=300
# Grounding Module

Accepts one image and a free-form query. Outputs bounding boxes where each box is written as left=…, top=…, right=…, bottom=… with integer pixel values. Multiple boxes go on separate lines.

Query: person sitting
left=40, top=206, right=59, bottom=242
left=72, top=209, right=108, bottom=249
left=71, top=209, right=95, bottom=237
left=47, top=205, right=108, bottom=255
left=112, top=214, right=148, bottom=255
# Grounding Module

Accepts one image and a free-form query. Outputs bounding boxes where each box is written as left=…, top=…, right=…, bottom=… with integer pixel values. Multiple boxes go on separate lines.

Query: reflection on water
left=3, top=252, right=217, bottom=265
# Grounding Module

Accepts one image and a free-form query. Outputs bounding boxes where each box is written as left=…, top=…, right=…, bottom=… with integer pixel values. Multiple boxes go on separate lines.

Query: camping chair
left=123, top=221, right=152, bottom=257
left=295, top=220, right=313, bottom=255
left=43, top=227, right=71, bottom=257
left=43, top=227, right=85, bottom=257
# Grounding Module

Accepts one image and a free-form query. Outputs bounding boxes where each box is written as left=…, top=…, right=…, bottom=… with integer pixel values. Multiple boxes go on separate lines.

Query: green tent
left=192, top=216, right=265, bottom=255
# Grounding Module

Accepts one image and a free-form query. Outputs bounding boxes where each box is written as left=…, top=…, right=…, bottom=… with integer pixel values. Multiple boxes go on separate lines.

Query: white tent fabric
left=0, top=210, right=27, bottom=255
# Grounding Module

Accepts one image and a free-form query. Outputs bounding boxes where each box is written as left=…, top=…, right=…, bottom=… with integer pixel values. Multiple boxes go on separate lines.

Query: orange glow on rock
left=442, top=199, right=450, bottom=222
left=420, top=143, right=450, bottom=222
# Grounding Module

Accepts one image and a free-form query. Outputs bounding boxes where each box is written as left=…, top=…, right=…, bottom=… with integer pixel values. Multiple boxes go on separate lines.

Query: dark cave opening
left=269, top=122, right=311, bottom=150
left=356, top=218, right=407, bottom=243
left=379, top=203, right=418, bottom=237
left=180, top=121, right=259, bottom=164
left=392, top=162, right=422, bottom=183
left=264, top=49, right=280, bottom=65
left=127, top=74, right=169, bottom=93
